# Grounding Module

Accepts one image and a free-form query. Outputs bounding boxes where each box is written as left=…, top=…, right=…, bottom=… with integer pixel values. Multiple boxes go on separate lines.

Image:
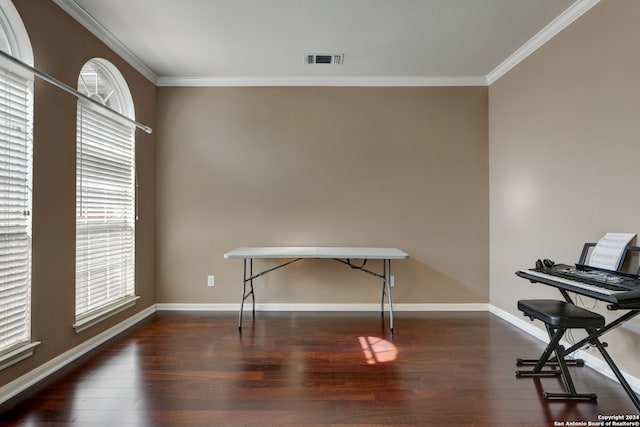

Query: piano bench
left=518, top=299, right=605, bottom=329
left=515, top=299, right=604, bottom=402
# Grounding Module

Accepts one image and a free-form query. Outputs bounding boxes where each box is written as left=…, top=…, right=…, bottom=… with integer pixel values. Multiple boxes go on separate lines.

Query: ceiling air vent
left=305, top=54, right=344, bottom=65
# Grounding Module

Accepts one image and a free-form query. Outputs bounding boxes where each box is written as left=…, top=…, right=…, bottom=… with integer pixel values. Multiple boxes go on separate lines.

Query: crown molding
left=486, top=0, right=600, bottom=84
left=52, top=0, right=158, bottom=84
left=156, top=75, right=488, bottom=87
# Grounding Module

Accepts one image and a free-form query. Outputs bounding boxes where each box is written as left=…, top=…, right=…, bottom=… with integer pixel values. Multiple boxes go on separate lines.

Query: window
left=75, top=59, right=137, bottom=332
left=0, top=0, right=37, bottom=368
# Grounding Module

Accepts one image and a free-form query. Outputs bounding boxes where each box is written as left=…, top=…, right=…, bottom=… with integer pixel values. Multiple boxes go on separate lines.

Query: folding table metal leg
left=250, top=259, right=255, bottom=318
left=385, top=259, right=394, bottom=331
left=238, top=259, right=246, bottom=329
left=380, top=260, right=386, bottom=317
left=238, top=258, right=256, bottom=330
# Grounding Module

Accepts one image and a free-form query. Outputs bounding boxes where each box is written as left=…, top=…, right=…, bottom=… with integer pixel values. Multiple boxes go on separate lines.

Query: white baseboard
left=489, top=304, right=550, bottom=341
left=0, top=305, right=157, bottom=406
left=156, top=302, right=490, bottom=312
left=157, top=303, right=239, bottom=311
left=399, top=303, right=490, bottom=311
left=489, top=304, right=640, bottom=394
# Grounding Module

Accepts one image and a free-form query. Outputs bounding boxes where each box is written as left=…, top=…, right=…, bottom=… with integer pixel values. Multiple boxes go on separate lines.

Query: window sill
left=73, top=295, right=140, bottom=333
left=0, top=341, right=41, bottom=371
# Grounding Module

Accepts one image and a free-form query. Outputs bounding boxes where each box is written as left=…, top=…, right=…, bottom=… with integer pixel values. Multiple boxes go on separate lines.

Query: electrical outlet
left=207, top=275, right=215, bottom=287
left=390, top=275, right=395, bottom=287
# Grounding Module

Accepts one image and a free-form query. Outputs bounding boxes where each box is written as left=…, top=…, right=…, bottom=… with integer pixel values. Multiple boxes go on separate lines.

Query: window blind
left=0, top=70, right=32, bottom=354
left=75, top=104, right=135, bottom=320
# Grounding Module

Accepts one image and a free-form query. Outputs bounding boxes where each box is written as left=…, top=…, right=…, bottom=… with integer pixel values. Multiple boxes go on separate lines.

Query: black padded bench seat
left=518, top=299, right=605, bottom=329
left=516, top=299, right=604, bottom=401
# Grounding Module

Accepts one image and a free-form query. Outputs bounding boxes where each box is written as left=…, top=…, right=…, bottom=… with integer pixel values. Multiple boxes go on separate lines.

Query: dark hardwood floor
left=1, top=311, right=638, bottom=426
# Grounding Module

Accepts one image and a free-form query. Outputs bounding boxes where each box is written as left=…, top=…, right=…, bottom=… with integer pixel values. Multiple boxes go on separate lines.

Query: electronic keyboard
left=516, top=264, right=640, bottom=309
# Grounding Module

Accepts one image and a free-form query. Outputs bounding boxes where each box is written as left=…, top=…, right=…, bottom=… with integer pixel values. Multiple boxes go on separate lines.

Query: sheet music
left=588, top=232, right=636, bottom=270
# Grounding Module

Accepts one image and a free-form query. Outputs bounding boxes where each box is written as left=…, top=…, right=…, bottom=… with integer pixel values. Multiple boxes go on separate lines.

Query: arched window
left=75, top=58, right=137, bottom=331
left=0, top=0, right=35, bottom=365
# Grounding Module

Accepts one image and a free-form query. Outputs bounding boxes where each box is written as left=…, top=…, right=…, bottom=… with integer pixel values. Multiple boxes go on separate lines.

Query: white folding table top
left=224, top=246, right=409, bottom=260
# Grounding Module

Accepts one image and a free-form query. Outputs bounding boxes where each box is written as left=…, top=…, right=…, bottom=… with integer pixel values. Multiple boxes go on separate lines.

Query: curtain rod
left=0, top=49, right=153, bottom=134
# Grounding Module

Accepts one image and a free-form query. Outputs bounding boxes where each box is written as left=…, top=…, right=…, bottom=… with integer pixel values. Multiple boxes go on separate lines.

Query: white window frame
left=74, top=58, right=138, bottom=333
left=0, top=0, right=39, bottom=370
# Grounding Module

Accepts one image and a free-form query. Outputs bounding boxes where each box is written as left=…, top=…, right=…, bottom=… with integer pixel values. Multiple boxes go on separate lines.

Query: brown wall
left=156, top=86, right=488, bottom=307
left=490, top=0, right=640, bottom=378
left=1, top=0, right=156, bottom=384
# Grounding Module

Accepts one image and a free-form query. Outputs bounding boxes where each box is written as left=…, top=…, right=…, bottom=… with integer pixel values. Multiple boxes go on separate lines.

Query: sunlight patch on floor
left=358, top=336, right=397, bottom=364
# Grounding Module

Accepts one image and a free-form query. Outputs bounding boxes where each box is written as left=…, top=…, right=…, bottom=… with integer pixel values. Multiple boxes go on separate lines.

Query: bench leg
left=516, top=318, right=585, bottom=368
left=516, top=357, right=584, bottom=367
left=516, top=325, right=565, bottom=377
left=517, top=325, right=597, bottom=401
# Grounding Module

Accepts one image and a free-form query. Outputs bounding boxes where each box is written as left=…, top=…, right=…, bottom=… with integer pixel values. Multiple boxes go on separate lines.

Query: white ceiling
left=52, top=0, right=597, bottom=86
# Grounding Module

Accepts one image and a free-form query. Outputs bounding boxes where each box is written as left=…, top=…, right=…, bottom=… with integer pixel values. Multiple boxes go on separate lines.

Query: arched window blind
left=0, top=69, right=31, bottom=355
left=0, top=0, right=34, bottom=363
left=75, top=59, right=136, bottom=328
